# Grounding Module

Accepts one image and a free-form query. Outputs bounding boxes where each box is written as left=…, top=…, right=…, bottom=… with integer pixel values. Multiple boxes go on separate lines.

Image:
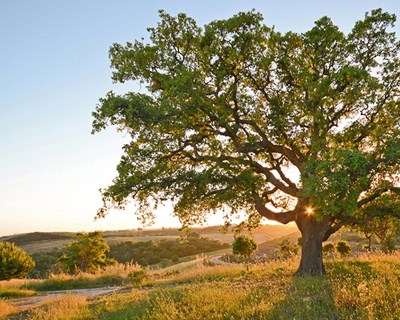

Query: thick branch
left=239, top=118, right=304, bottom=168
left=253, top=192, right=296, bottom=224
left=250, top=159, right=299, bottom=197
left=323, top=221, right=345, bottom=241
left=357, top=186, right=400, bottom=208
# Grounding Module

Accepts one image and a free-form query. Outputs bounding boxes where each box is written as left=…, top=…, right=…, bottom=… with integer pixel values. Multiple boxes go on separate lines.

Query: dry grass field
left=1, top=252, right=399, bottom=320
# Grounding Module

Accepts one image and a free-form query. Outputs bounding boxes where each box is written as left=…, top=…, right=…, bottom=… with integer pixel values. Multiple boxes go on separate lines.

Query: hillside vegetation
left=0, top=225, right=298, bottom=278
left=0, top=225, right=298, bottom=253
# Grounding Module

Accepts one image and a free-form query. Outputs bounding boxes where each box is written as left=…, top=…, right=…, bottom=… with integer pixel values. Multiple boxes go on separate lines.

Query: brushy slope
left=6, top=252, right=400, bottom=320
left=1, top=224, right=298, bottom=254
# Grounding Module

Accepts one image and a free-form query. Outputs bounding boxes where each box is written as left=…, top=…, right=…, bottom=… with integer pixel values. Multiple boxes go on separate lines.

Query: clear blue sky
left=1, top=1, right=399, bottom=236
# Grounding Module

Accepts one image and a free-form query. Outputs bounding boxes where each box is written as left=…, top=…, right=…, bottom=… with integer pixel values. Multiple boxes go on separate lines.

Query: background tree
left=336, top=241, right=352, bottom=257
left=351, top=220, right=375, bottom=252
left=0, top=242, right=35, bottom=280
left=92, top=9, right=400, bottom=275
left=369, top=215, right=399, bottom=252
left=58, top=232, right=115, bottom=274
left=352, top=195, right=400, bottom=252
left=232, top=235, right=257, bottom=263
left=322, top=243, right=335, bottom=256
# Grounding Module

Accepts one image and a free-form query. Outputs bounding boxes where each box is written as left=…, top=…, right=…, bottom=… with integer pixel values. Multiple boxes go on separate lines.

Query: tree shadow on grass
left=268, top=275, right=340, bottom=320
left=325, top=260, right=380, bottom=320
left=326, top=259, right=375, bottom=281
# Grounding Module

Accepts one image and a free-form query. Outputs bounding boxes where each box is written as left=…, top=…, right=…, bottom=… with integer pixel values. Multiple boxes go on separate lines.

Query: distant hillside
left=256, top=231, right=301, bottom=256
left=0, top=231, right=75, bottom=246
left=1, top=224, right=299, bottom=254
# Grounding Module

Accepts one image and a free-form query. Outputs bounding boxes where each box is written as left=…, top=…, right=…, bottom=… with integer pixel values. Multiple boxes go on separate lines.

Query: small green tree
left=0, top=242, right=35, bottom=280
left=58, top=231, right=116, bottom=274
left=351, top=199, right=400, bottom=252
left=322, top=243, right=335, bottom=256
left=232, top=235, right=257, bottom=262
left=276, top=238, right=299, bottom=259
left=352, top=222, right=375, bottom=252
left=336, top=241, right=351, bottom=257
left=370, top=216, right=400, bottom=252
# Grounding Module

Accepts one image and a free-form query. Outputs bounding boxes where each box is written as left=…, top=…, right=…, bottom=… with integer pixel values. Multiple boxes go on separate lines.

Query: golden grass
left=0, top=288, right=36, bottom=299
left=97, top=253, right=400, bottom=320
left=6, top=252, right=400, bottom=320
left=0, top=300, right=15, bottom=319
left=0, top=278, right=41, bottom=289
left=326, top=251, right=400, bottom=319
left=25, top=262, right=143, bottom=291
left=30, top=294, right=89, bottom=320
left=159, top=257, right=299, bottom=285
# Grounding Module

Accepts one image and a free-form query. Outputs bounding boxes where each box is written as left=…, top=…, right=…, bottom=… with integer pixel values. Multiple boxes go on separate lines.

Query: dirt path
left=210, top=255, right=231, bottom=265
left=9, top=286, right=127, bottom=312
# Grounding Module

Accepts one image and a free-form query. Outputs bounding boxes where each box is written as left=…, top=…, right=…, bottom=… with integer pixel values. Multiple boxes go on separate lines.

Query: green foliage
left=232, top=235, right=257, bottom=259
left=301, top=149, right=371, bottom=217
left=369, top=215, right=399, bottom=244
left=108, top=236, right=229, bottom=266
left=336, top=241, right=352, bottom=257
left=128, top=269, right=150, bottom=286
left=0, top=242, right=35, bottom=280
left=93, top=9, right=400, bottom=274
left=351, top=199, right=400, bottom=252
left=382, top=237, right=397, bottom=253
left=322, top=243, right=335, bottom=255
left=57, top=232, right=116, bottom=274
left=92, top=8, right=400, bottom=225
left=29, top=249, right=62, bottom=278
left=276, top=238, right=299, bottom=259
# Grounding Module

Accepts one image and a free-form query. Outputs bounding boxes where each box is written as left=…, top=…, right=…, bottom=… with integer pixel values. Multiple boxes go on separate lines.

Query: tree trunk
left=296, top=215, right=328, bottom=276
left=367, top=235, right=372, bottom=252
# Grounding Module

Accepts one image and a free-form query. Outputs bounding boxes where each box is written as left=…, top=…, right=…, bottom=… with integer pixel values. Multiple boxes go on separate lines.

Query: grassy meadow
left=2, top=251, right=399, bottom=320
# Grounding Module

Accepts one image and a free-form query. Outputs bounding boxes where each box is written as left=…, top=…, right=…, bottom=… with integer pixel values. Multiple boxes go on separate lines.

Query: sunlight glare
left=305, top=207, right=314, bottom=215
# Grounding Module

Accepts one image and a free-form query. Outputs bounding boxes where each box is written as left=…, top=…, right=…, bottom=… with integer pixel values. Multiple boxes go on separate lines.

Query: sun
left=305, top=207, right=314, bottom=215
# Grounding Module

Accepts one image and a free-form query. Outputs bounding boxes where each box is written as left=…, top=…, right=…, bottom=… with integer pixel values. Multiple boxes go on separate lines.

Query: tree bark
left=295, top=214, right=330, bottom=276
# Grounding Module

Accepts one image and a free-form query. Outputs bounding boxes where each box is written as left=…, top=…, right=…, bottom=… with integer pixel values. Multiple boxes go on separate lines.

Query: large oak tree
left=92, top=9, right=400, bottom=275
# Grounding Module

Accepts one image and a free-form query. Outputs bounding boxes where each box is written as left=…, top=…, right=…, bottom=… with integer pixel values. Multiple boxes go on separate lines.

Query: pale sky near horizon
left=1, top=1, right=399, bottom=236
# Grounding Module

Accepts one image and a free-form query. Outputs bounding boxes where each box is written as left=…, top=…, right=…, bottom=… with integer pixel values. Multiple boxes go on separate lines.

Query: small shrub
left=128, top=269, right=149, bottom=286
left=336, top=240, right=351, bottom=257
left=220, top=253, right=245, bottom=264
left=382, top=237, right=396, bottom=253
left=0, top=242, right=35, bottom=280
left=202, top=258, right=215, bottom=266
left=323, top=243, right=335, bottom=256
left=164, top=269, right=180, bottom=277
left=232, top=235, right=257, bottom=260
